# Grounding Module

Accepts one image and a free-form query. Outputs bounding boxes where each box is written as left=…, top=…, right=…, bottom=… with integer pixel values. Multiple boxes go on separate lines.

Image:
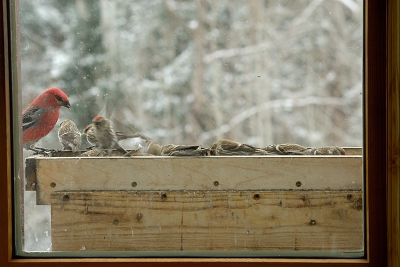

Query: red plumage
left=22, top=87, right=70, bottom=151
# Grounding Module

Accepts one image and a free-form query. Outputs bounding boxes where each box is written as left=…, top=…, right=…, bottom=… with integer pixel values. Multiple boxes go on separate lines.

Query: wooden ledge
left=25, top=153, right=362, bottom=205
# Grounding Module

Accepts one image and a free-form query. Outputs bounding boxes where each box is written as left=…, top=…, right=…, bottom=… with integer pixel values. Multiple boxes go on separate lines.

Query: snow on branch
left=292, top=0, right=324, bottom=27
left=335, top=0, right=360, bottom=14
left=203, top=42, right=269, bottom=64
left=199, top=96, right=351, bottom=143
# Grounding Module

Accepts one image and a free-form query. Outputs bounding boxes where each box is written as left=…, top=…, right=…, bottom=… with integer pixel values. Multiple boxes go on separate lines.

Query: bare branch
left=292, top=0, right=324, bottom=27
left=335, top=0, right=360, bottom=14
left=199, top=96, right=352, bottom=143
left=203, top=42, right=269, bottom=64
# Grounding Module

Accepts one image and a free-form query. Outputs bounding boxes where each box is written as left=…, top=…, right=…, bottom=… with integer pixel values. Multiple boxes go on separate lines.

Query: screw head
left=310, top=220, right=316, bottom=225
left=131, top=181, right=137, bottom=187
left=213, top=181, right=219, bottom=187
left=296, top=181, right=302, bottom=187
left=50, top=182, right=56, bottom=188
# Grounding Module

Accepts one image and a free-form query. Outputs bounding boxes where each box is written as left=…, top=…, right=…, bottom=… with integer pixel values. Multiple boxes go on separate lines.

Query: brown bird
left=210, top=139, right=269, bottom=156
left=91, top=116, right=128, bottom=156
left=161, top=144, right=209, bottom=156
left=265, top=143, right=307, bottom=155
left=83, top=123, right=144, bottom=149
left=145, top=141, right=163, bottom=155
left=57, top=119, right=81, bottom=152
left=82, top=124, right=99, bottom=148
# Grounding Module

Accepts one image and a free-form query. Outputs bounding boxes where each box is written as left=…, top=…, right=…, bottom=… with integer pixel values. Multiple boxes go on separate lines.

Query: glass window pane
left=15, top=0, right=364, bottom=257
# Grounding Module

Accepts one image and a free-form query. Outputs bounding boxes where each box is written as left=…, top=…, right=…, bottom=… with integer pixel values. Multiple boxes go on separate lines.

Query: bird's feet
left=31, top=147, right=56, bottom=156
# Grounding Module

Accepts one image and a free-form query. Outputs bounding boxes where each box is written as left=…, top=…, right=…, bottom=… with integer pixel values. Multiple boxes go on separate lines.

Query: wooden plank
left=51, top=190, right=363, bottom=252
left=29, top=156, right=362, bottom=205
left=341, top=147, right=361, bottom=155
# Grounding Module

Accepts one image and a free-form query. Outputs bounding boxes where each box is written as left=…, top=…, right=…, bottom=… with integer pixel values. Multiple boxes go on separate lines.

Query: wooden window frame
left=0, top=0, right=397, bottom=266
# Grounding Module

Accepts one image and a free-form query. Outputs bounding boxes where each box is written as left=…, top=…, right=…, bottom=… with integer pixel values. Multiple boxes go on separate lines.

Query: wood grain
left=26, top=156, right=362, bottom=205
left=51, top=190, right=363, bottom=252
left=387, top=0, right=400, bottom=265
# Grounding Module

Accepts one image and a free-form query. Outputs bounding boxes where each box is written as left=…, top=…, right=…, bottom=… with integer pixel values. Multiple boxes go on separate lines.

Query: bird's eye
left=55, top=95, right=63, bottom=102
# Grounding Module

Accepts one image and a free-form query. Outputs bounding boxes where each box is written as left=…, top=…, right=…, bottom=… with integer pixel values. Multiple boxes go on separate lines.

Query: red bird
left=23, top=87, right=70, bottom=153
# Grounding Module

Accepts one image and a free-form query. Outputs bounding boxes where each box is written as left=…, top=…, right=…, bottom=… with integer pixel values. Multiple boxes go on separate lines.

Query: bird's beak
left=63, top=101, right=71, bottom=109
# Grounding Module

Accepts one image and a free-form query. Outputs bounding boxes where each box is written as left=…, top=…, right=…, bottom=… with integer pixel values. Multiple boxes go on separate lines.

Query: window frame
left=0, top=0, right=395, bottom=266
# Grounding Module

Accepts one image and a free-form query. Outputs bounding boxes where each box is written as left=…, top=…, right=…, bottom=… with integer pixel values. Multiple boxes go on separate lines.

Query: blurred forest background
left=20, top=0, right=363, bottom=149
left=19, top=0, right=363, bottom=251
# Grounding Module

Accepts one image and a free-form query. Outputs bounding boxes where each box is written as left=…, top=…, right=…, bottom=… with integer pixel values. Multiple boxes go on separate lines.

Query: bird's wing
left=116, top=131, right=153, bottom=141
left=22, top=107, right=45, bottom=131
left=172, top=145, right=200, bottom=151
left=160, top=144, right=177, bottom=155
left=237, top=143, right=257, bottom=152
left=60, top=132, right=81, bottom=143
left=221, top=142, right=241, bottom=151
left=277, top=144, right=307, bottom=155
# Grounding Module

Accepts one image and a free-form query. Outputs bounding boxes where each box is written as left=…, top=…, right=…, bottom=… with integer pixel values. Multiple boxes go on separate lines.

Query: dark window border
left=0, top=0, right=394, bottom=266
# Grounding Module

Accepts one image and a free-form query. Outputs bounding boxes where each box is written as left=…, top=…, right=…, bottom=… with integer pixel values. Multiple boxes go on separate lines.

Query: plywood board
left=51, top=190, right=363, bottom=252
left=27, top=156, right=362, bottom=205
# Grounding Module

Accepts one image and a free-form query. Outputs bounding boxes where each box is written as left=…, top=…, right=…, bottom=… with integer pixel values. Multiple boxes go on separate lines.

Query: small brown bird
left=57, top=119, right=81, bottom=152
left=265, top=143, right=307, bottom=155
left=160, top=144, right=209, bottom=156
left=83, top=123, right=144, bottom=149
left=91, top=116, right=128, bottom=156
left=265, top=144, right=346, bottom=155
left=82, top=124, right=100, bottom=148
left=210, top=139, right=269, bottom=156
left=145, top=141, right=163, bottom=155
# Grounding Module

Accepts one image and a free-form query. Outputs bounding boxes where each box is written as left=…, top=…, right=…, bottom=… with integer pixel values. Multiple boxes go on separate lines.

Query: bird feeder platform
left=25, top=148, right=363, bottom=253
